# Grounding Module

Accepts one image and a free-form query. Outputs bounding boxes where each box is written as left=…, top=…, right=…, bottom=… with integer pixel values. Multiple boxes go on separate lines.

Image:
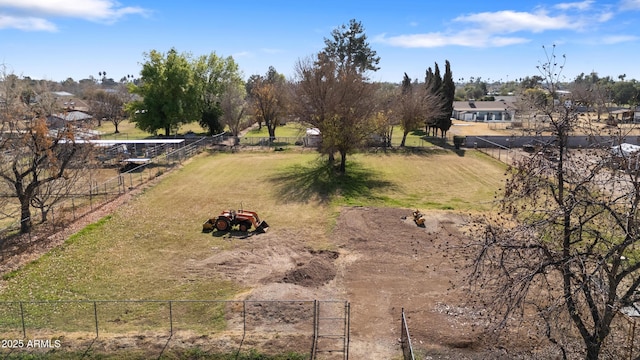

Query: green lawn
left=242, top=123, right=448, bottom=149
left=96, top=119, right=208, bottom=139
left=244, top=122, right=308, bottom=138
left=96, top=120, right=444, bottom=149
left=390, top=127, right=444, bottom=147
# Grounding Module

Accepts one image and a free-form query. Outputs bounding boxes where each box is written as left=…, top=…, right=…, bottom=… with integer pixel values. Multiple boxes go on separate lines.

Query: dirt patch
left=282, top=250, right=338, bottom=287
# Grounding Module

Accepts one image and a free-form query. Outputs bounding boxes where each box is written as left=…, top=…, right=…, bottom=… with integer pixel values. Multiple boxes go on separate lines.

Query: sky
left=1, top=0, right=640, bottom=84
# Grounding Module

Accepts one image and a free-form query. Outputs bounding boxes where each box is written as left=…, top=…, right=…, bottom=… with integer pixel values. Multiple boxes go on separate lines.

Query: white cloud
left=0, top=13, right=56, bottom=31
left=619, top=0, right=640, bottom=10
left=600, top=34, right=638, bottom=44
left=376, top=30, right=529, bottom=48
left=554, top=0, right=594, bottom=11
left=0, top=0, right=147, bottom=31
left=377, top=3, right=621, bottom=49
left=598, top=11, right=615, bottom=22
left=453, top=10, right=583, bottom=33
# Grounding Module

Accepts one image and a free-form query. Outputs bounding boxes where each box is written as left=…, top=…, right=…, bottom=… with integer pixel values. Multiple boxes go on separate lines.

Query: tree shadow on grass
left=269, top=158, right=396, bottom=204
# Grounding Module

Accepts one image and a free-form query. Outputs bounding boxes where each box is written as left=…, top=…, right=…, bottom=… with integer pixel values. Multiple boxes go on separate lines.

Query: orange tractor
left=202, top=209, right=269, bottom=233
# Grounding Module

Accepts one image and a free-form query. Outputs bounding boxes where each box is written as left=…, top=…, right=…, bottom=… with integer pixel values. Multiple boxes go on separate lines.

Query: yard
left=0, top=149, right=520, bottom=358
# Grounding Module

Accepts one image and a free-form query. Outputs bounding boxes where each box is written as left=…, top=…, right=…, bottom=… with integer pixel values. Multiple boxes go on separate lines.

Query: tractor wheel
left=239, top=221, right=251, bottom=232
left=215, top=218, right=230, bottom=232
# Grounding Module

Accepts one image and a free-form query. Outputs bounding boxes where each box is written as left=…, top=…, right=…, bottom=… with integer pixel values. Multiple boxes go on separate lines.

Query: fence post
left=20, top=301, right=26, bottom=338
left=311, top=300, right=318, bottom=358
left=243, top=301, right=246, bottom=338
left=94, top=301, right=99, bottom=337
left=346, top=301, right=350, bottom=360
left=169, top=301, right=173, bottom=336
left=400, top=307, right=404, bottom=355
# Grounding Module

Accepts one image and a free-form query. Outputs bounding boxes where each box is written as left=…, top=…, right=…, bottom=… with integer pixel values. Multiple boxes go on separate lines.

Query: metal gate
left=311, top=300, right=350, bottom=360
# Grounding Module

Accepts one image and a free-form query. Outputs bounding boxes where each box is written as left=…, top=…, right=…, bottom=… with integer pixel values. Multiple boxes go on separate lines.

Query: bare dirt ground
left=192, top=206, right=526, bottom=359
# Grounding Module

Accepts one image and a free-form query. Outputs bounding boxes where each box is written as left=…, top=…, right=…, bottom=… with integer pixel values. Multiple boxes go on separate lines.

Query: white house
left=452, top=98, right=517, bottom=122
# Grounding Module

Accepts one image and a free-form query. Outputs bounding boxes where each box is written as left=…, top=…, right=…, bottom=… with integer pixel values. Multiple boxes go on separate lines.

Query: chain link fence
left=0, top=136, right=216, bottom=238
left=0, top=299, right=322, bottom=357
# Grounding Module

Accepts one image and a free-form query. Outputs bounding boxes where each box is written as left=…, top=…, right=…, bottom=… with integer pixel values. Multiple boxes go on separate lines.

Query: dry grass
left=0, top=150, right=505, bottom=334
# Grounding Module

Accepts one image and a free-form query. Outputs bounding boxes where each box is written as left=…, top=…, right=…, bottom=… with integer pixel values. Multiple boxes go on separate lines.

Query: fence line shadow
left=157, top=333, right=172, bottom=360
left=81, top=337, right=97, bottom=359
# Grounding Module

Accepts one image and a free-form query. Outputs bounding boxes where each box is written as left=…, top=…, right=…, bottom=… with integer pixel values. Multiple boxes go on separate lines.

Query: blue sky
left=1, top=0, right=640, bottom=84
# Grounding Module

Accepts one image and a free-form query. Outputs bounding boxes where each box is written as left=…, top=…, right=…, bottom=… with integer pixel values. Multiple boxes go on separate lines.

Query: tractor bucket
left=202, top=219, right=215, bottom=232
left=255, top=220, right=269, bottom=233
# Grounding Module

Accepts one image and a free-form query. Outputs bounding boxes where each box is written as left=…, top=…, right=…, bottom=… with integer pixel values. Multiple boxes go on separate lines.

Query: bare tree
left=292, top=19, right=380, bottom=173
left=293, top=53, right=377, bottom=173
left=0, top=67, right=91, bottom=233
left=467, top=45, right=640, bottom=359
left=370, top=82, right=397, bottom=148
left=87, top=89, right=125, bottom=132
left=220, top=82, right=249, bottom=143
left=398, top=73, right=445, bottom=147
left=249, top=66, right=288, bottom=141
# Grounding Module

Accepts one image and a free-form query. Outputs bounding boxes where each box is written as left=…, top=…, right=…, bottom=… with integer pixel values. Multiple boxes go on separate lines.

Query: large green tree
left=127, top=48, right=200, bottom=136
left=194, top=53, right=244, bottom=135
left=611, top=80, right=640, bottom=107
left=323, top=18, right=380, bottom=75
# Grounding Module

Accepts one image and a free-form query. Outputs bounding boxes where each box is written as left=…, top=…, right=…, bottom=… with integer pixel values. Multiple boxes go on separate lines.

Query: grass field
left=0, top=149, right=505, bottom=348
left=244, top=122, right=446, bottom=148
left=244, top=122, right=308, bottom=138
left=0, top=150, right=504, bottom=300
left=96, top=119, right=208, bottom=140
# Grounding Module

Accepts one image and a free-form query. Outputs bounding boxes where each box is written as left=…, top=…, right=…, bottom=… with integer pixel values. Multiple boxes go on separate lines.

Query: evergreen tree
left=438, top=60, right=455, bottom=137
left=424, top=66, right=441, bottom=136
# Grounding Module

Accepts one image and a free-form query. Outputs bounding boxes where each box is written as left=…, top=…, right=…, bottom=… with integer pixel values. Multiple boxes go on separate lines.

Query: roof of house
left=48, top=91, right=90, bottom=111
left=52, top=91, right=74, bottom=97
left=50, top=111, right=93, bottom=121
left=453, top=99, right=517, bottom=112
